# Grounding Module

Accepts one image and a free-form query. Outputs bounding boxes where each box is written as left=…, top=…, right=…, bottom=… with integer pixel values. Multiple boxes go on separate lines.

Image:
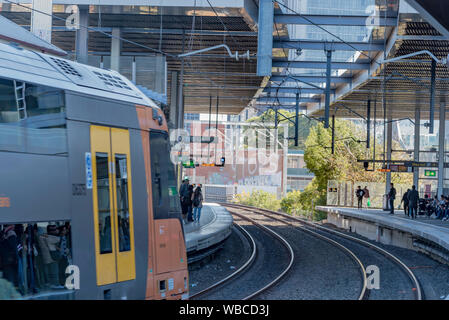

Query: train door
left=90, top=125, right=136, bottom=286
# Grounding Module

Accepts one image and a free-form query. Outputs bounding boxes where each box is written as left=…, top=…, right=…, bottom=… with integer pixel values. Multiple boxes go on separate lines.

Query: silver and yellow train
left=0, top=42, right=188, bottom=300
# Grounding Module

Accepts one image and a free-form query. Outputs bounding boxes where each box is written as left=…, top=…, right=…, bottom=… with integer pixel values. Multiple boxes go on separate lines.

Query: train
left=0, top=41, right=188, bottom=300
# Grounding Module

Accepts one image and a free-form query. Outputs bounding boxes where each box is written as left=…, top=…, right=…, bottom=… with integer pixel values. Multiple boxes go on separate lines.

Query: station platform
left=183, top=203, right=233, bottom=256
left=316, top=206, right=449, bottom=263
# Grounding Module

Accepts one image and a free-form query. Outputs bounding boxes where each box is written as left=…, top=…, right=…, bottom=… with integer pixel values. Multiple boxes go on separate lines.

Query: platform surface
left=317, top=206, right=449, bottom=251
left=183, top=203, right=233, bottom=253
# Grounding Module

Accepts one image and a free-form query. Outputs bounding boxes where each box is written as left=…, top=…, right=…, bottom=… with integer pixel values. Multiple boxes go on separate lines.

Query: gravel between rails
left=322, top=223, right=449, bottom=300
left=305, top=225, right=416, bottom=300
left=229, top=207, right=363, bottom=300
left=188, top=224, right=252, bottom=296
left=191, top=215, right=291, bottom=300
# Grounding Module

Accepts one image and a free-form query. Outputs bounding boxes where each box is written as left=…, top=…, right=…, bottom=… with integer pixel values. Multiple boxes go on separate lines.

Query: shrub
left=233, top=190, right=281, bottom=212
left=280, top=190, right=302, bottom=215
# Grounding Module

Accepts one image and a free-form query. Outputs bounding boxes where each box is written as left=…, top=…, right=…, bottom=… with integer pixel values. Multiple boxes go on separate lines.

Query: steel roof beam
left=257, top=96, right=321, bottom=103
left=264, top=86, right=335, bottom=94
left=274, top=14, right=397, bottom=26
left=254, top=104, right=308, bottom=111
left=273, top=39, right=385, bottom=51
left=271, top=74, right=352, bottom=83
left=273, top=59, right=370, bottom=70
left=52, top=26, right=257, bottom=37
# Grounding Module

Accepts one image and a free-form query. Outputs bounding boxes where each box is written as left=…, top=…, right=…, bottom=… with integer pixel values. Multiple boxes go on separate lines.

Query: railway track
left=190, top=211, right=294, bottom=300
left=224, top=203, right=423, bottom=300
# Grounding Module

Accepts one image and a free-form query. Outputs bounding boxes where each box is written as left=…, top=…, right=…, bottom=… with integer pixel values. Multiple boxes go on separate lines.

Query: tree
left=303, top=119, right=413, bottom=194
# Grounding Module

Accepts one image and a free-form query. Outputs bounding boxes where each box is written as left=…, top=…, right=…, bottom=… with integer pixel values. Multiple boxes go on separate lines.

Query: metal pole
left=386, top=109, right=393, bottom=194
left=367, top=99, right=371, bottom=149
left=413, top=106, right=420, bottom=187
left=430, top=59, right=436, bottom=134
left=324, top=49, right=332, bottom=128
left=332, top=114, right=335, bottom=154
left=295, top=91, right=299, bottom=147
left=438, top=102, right=446, bottom=198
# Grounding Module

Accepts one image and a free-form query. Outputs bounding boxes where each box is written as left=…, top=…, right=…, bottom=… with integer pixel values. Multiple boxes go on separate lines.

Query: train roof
left=0, top=41, right=159, bottom=109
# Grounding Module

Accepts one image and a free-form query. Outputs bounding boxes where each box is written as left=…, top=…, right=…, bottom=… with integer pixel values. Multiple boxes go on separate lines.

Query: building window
left=0, top=78, right=67, bottom=156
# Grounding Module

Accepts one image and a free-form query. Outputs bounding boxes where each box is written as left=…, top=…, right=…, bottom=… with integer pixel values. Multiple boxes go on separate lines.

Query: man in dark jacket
left=401, top=189, right=410, bottom=217
left=179, top=178, right=190, bottom=221
left=388, top=183, right=396, bottom=214
left=355, top=186, right=365, bottom=209
left=407, top=185, right=419, bottom=219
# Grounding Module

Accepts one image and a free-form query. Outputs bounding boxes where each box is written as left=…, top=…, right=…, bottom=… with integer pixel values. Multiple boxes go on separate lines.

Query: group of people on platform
left=179, top=178, right=204, bottom=224
left=355, top=186, right=371, bottom=209
left=398, top=184, right=420, bottom=218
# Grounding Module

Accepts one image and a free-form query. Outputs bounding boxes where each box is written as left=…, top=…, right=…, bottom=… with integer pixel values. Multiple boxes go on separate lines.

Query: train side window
left=115, top=154, right=131, bottom=252
left=0, top=78, right=67, bottom=155
left=0, top=221, right=73, bottom=299
left=95, top=153, right=113, bottom=254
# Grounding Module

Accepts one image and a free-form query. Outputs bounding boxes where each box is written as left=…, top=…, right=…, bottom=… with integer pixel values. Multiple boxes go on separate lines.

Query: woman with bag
left=192, top=185, right=204, bottom=223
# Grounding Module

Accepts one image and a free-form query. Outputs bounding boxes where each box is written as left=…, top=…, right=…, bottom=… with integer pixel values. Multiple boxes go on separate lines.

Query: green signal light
left=425, top=170, right=436, bottom=177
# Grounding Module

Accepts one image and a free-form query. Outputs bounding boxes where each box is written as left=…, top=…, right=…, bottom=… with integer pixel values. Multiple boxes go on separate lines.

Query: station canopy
left=0, top=0, right=262, bottom=114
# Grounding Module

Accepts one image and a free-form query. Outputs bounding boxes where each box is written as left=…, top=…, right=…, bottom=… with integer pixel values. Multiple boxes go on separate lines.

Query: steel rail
left=226, top=203, right=423, bottom=300
left=225, top=204, right=368, bottom=300
left=189, top=222, right=257, bottom=299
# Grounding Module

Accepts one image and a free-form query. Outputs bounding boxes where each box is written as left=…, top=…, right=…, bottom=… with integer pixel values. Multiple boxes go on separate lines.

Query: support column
left=438, top=102, right=446, bottom=198
left=75, top=5, right=89, bottom=64
left=132, top=57, right=136, bottom=84
left=413, top=107, right=420, bottom=187
left=430, top=59, right=436, bottom=134
left=110, top=28, right=121, bottom=72
left=256, top=0, right=274, bottom=76
left=169, top=71, right=178, bottom=129
left=177, top=31, right=185, bottom=130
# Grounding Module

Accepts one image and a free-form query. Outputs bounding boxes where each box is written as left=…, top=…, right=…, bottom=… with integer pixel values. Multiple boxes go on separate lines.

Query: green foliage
left=280, top=190, right=302, bottom=215
left=233, top=190, right=281, bottom=212
left=303, top=120, right=412, bottom=194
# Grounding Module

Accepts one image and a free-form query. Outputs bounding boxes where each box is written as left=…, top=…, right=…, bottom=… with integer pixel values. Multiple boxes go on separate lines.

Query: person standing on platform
left=388, top=183, right=396, bottom=214
left=408, top=185, right=419, bottom=219
left=192, top=184, right=204, bottom=223
left=401, top=189, right=410, bottom=217
left=355, top=186, right=365, bottom=209
left=363, top=186, right=370, bottom=208
left=186, top=184, right=194, bottom=222
left=179, top=179, right=189, bottom=222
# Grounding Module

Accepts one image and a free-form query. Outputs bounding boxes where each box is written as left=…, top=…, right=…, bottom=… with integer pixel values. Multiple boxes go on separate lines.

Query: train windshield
left=150, top=131, right=181, bottom=219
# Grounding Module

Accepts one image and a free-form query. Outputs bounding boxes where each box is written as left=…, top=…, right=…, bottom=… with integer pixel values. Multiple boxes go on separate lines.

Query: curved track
left=190, top=212, right=294, bottom=300
left=225, top=203, right=422, bottom=300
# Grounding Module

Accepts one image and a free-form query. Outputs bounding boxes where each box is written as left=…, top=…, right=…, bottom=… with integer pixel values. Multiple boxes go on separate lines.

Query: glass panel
left=0, top=221, right=72, bottom=299
left=115, top=154, right=131, bottom=252
left=0, top=78, right=67, bottom=155
left=150, top=132, right=181, bottom=219
left=96, top=153, right=113, bottom=254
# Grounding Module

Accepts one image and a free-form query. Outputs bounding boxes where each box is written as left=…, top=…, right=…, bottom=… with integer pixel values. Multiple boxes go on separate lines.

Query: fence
left=327, top=180, right=410, bottom=209
left=203, top=184, right=280, bottom=202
